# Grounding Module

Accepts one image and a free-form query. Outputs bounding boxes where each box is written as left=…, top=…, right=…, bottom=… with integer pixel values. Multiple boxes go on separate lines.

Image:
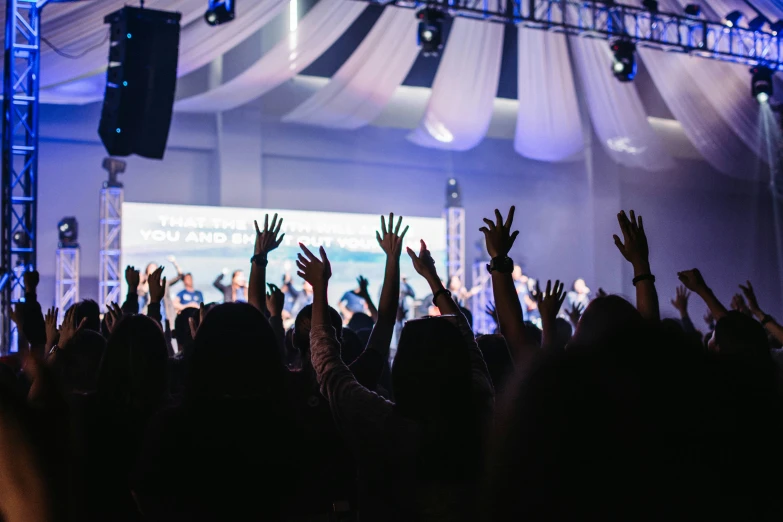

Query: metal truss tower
left=470, top=260, right=495, bottom=334
left=1, top=0, right=45, bottom=352
left=362, top=0, right=783, bottom=70
left=55, top=247, right=79, bottom=322
left=99, top=158, right=126, bottom=313
left=445, top=179, right=465, bottom=286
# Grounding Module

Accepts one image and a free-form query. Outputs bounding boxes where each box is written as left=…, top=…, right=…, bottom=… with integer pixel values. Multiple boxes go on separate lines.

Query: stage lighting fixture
left=748, top=15, right=768, bottom=31
left=750, top=65, right=774, bottom=104
left=723, top=10, right=744, bottom=28
left=770, top=20, right=783, bottom=35
left=12, top=230, right=29, bottom=249
left=417, top=8, right=445, bottom=57
left=684, top=4, right=701, bottom=17
left=611, top=40, right=637, bottom=82
left=642, top=0, right=658, bottom=14
left=446, top=178, right=462, bottom=207
left=58, top=217, right=79, bottom=248
left=205, top=0, right=235, bottom=26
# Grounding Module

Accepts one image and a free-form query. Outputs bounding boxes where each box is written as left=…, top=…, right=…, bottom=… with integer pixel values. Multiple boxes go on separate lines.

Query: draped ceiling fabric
left=407, top=18, right=504, bottom=150
left=282, top=6, right=420, bottom=129
left=569, top=37, right=675, bottom=171
left=515, top=29, right=583, bottom=161
left=176, top=0, right=366, bottom=112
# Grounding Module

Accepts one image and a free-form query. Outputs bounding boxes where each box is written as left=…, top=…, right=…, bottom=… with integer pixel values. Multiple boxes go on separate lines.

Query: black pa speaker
left=99, top=6, right=181, bottom=160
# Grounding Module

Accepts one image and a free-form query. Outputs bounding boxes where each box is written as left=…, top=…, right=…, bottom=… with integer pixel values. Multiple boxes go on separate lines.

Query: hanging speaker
left=98, top=6, right=181, bottom=160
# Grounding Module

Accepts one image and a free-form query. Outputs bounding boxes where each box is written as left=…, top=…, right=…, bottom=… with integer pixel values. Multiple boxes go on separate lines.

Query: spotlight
left=748, top=15, right=768, bottom=31
left=642, top=0, right=658, bottom=14
left=611, top=40, right=637, bottom=82
left=12, top=230, right=29, bottom=249
left=684, top=4, right=701, bottom=17
left=723, top=10, right=744, bottom=28
left=751, top=65, right=774, bottom=104
left=770, top=20, right=783, bottom=35
left=416, top=8, right=444, bottom=57
left=445, top=178, right=462, bottom=207
left=58, top=217, right=79, bottom=248
left=205, top=0, right=235, bottom=26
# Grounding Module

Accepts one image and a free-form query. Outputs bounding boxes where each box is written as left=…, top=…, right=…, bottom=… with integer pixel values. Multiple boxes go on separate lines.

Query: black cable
left=41, top=29, right=110, bottom=60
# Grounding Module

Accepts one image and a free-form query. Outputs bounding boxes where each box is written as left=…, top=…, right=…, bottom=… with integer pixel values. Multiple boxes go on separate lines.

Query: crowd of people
left=0, top=206, right=782, bottom=522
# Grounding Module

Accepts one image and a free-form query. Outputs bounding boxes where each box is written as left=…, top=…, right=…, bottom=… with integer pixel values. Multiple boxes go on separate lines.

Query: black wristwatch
left=250, top=254, right=268, bottom=267
left=487, top=256, right=514, bottom=274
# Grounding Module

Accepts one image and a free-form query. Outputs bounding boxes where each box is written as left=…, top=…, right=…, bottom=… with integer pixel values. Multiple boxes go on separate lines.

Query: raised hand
left=125, top=265, right=140, bottom=291
left=535, top=280, right=566, bottom=323
left=44, top=307, right=59, bottom=350
left=479, top=206, right=519, bottom=259
left=296, top=244, right=332, bottom=289
left=105, top=302, right=123, bottom=334
left=189, top=302, right=206, bottom=340
left=670, top=285, right=691, bottom=315
left=357, top=276, right=370, bottom=298
left=738, top=280, right=761, bottom=315
left=567, top=301, right=584, bottom=326
left=23, top=270, right=39, bottom=292
left=266, top=283, right=285, bottom=317
left=59, top=306, right=86, bottom=348
left=677, top=269, right=708, bottom=295
left=406, top=240, right=439, bottom=283
left=254, top=213, right=285, bottom=257
left=485, top=303, right=498, bottom=323
left=148, top=266, right=166, bottom=303
left=613, top=210, right=649, bottom=269
left=376, top=213, right=409, bottom=258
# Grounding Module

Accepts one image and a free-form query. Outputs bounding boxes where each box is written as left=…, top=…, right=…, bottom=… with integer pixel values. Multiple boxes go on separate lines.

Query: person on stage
left=338, top=283, right=369, bottom=322
left=173, top=273, right=205, bottom=313
left=448, top=275, right=481, bottom=306
left=512, top=265, right=538, bottom=322
left=213, top=268, right=247, bottom=303
left=138, top=256, right=184, bottom=326
left=281, top=271, right=313, bottom=320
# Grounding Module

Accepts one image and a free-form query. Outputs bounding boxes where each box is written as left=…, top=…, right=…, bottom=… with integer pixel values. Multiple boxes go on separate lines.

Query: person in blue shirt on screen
left=174, top=273, right=204, bottom=313
left=339, top=284, right=368, bottom=323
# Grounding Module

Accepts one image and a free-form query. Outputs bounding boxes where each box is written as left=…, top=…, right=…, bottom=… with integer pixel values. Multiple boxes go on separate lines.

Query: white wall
left=33, top=102, right=783, bottom=324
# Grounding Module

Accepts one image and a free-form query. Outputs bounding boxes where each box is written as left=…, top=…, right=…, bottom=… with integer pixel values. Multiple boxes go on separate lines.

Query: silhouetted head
left=97, top=315, right=168, bottom=414
left=187, top=303, right=283, bottom=401
left=523, top=322, right=542, bottom=349
left=571, top=295, right=644, bottom=349
left=341, top=328, right=364, bottom=366
left=552, top=318, right=573, bottom=351
left=293, top=304, right=343, bottom=361
left=392, top=316, right=472, bottom=422
left=347, top=312, right=374, bottom=333
left=174, top=307, right=199, bottom=356
left=74, top=300, right=101, bottom=333
left=52, top=329, right=105, bottom=393
left=477, top=334, right=514, bottom=396
left=460, top=306, right=474, bottom=327
left=712, top=311, right=770, bottom=358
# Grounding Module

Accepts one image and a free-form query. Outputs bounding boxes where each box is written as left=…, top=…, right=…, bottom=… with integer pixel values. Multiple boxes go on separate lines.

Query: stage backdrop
left=121, top=202, right=447, bottom=306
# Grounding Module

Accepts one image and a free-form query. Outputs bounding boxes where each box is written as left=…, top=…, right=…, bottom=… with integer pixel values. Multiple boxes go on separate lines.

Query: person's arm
left=265, top=284, right=286, bottom=357
left=249, top=213, right=284, bottom=313
left=350, top=214, right=408, bottom=390
left=536, top=280, right=566, bottom=351
left=407, top=240, right=493, bottom=401
left=356, top=276, right=379, bottom=323
left=122, top=266, right=141, bottom=315
left=678, top=269, right=728, bottom=321
left=146, top=267, right=166, bottom=326
left=740, top=280, right=783, bottom=346
left=296, top=244, right=393, bottom=437
left=479, top=207, right=530, bottom=369
left=166, top=256, right=184, bottom=287
left=613, top=210, right=659, bottom=322
left=213, top=273, right=227, bottom=292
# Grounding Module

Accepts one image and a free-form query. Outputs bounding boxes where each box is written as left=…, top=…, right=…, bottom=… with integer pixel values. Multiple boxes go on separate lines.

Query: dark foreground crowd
left=1, top=207, right=782, bottom=522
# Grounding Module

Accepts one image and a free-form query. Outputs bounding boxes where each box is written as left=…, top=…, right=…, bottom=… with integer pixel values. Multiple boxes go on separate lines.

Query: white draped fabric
left=407, top=18, right=504, bottom=150
left=639, top=49, right=751, bottom=176
left=569, top=37, right=674, bottom=171
left=176, top=0, right=366, bottom=112
left=515, top=29, right=583, bottom=161
left=282, top=6, right=419, bottom=129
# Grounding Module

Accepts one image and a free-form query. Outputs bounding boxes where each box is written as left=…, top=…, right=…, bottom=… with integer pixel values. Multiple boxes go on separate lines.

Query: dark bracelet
left=432, top=288, right=452, bottom=305
left=250, top=254, right=268, bottom=267
left=761, top=314, right=774, bottom=326
left=632, top=273, right=655, bottom=286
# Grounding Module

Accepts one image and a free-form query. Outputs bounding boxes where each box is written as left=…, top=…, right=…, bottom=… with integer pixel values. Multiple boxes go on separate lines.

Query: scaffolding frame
left=55, top=247, right=79, bottom=322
